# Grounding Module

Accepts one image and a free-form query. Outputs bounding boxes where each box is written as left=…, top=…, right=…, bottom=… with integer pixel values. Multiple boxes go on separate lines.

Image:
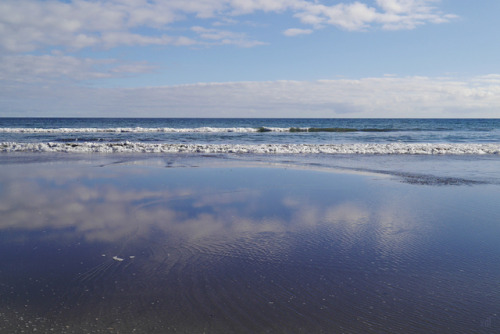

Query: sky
left=1, top=0, right=500, bottom=118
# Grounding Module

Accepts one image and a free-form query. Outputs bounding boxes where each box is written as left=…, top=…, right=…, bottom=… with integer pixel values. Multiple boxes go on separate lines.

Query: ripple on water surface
left=0, top=161, right=499, bottom=333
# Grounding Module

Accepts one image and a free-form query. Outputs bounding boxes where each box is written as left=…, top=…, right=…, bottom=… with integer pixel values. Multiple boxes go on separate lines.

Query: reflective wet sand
left=0, top=156, right=499, bottom=333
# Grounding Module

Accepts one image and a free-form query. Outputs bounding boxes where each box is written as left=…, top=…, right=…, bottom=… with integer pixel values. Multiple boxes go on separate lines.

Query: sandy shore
left=0, top=155, right=499, bottom=333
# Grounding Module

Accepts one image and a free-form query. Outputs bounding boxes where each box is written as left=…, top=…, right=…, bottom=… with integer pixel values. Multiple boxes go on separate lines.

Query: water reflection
left=0, top=161, right=499, bottom=333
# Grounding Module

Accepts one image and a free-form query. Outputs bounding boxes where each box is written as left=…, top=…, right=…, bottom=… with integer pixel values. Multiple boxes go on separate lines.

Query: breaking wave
left=2, top=142, right=499, bottom=155
left=0, top=127, right=261, bottom=133
left=0, top=127, right=398, bottom=134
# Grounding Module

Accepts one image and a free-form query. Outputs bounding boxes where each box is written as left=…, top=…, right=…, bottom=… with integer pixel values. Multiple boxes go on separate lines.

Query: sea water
left=1, top=118, right=499, bottom=184
left=1, top=118, right=500, bottom=147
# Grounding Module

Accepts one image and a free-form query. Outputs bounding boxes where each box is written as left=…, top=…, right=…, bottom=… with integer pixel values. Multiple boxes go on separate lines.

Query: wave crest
left=2, top=142, right=499, bottom=155
left=0, top=126, right=398, bottom=134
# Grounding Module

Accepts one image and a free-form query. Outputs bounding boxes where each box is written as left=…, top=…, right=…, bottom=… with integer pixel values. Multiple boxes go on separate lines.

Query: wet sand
left=0, top=155, right=499, bottom=333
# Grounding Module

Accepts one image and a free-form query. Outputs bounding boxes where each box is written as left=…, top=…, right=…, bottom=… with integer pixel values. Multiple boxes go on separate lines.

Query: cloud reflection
left=0, top=163, right=429, bottom=258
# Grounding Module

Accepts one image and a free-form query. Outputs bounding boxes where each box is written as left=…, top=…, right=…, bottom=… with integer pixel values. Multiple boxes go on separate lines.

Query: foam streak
left=2, top=142, right=499, bottom=155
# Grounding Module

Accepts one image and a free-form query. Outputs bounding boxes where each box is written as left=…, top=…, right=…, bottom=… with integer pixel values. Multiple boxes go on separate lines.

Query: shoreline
left=1, top=151, right=498, bottom=186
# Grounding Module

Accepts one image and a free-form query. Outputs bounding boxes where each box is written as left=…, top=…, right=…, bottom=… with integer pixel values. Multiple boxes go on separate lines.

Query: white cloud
left=472, top=74, right=500, bottom=85
left=0, top=0, right=456, bottom=52
left=293, top=0, right=456, bottom=31
left=0, top=54, right=154, bottom=83
left=283, top=28, right=313, bottom=36
left=100, top=32, right=196, bottom=48
left=0, top=0, right=462, bottom=118
left=191, top=26, right=266, bottom=47
left=2, top=76, right=500, bottom=118
left=228, top=0, right=294, bottom=15
left=376, top=0, right=417, bottom=13
left=0, top=0, right=186, bottom=52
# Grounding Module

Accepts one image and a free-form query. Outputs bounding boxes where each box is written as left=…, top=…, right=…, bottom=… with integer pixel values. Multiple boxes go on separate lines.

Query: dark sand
left=0, top=155, right=499, bottom=333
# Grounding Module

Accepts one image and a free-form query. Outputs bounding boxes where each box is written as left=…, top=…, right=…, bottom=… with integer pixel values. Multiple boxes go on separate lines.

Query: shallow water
left=0, top=157, right=499, bottom=333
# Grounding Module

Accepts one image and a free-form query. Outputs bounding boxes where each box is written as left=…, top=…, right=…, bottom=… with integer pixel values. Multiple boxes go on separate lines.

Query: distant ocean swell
left=0, top=127, right=401, bottom=133
left=2, top=142, right=499, bottom=154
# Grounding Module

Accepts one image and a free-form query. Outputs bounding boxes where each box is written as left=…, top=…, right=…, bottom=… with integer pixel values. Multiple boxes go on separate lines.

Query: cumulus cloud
left=191, top=26, right=266, bottom=47
left=0, top=54, right=155, bottom=83
left=0, top=0, right=456, bottom=52
left=0, top=0, right=189, bottom=52
left=0, top=1, right=464, bottom=118
left=292, top=0, right=457, bottom=31
left=283, top=28, right=313, bottom=36
left=2, top=76, right=499, bottom=118
left=293, top=2, right=378, bottom=31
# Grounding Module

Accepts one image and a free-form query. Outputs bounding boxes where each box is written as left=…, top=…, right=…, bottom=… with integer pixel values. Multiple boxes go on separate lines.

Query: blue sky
left=1, top=0, right=500, bottom=117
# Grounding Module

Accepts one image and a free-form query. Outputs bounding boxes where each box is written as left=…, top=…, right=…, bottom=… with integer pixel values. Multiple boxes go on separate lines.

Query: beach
left=2, top=0, right=500, bottom=331
left=2, top=0, right=499, bottom=329
left=1, top=153, right=499, bottom=333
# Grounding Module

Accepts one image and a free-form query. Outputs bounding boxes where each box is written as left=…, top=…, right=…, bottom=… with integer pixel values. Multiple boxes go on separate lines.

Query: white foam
left=2, top=142, right=499, bottom=155
left=0, top=127, right=286, bottom=133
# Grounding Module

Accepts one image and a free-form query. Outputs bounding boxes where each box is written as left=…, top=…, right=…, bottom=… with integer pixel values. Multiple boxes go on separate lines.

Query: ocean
left=1, top=118, right=500, bottom=333
left=2, top=118, right=499, bottom=185
left=1, top=118, right=500, bottom=152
